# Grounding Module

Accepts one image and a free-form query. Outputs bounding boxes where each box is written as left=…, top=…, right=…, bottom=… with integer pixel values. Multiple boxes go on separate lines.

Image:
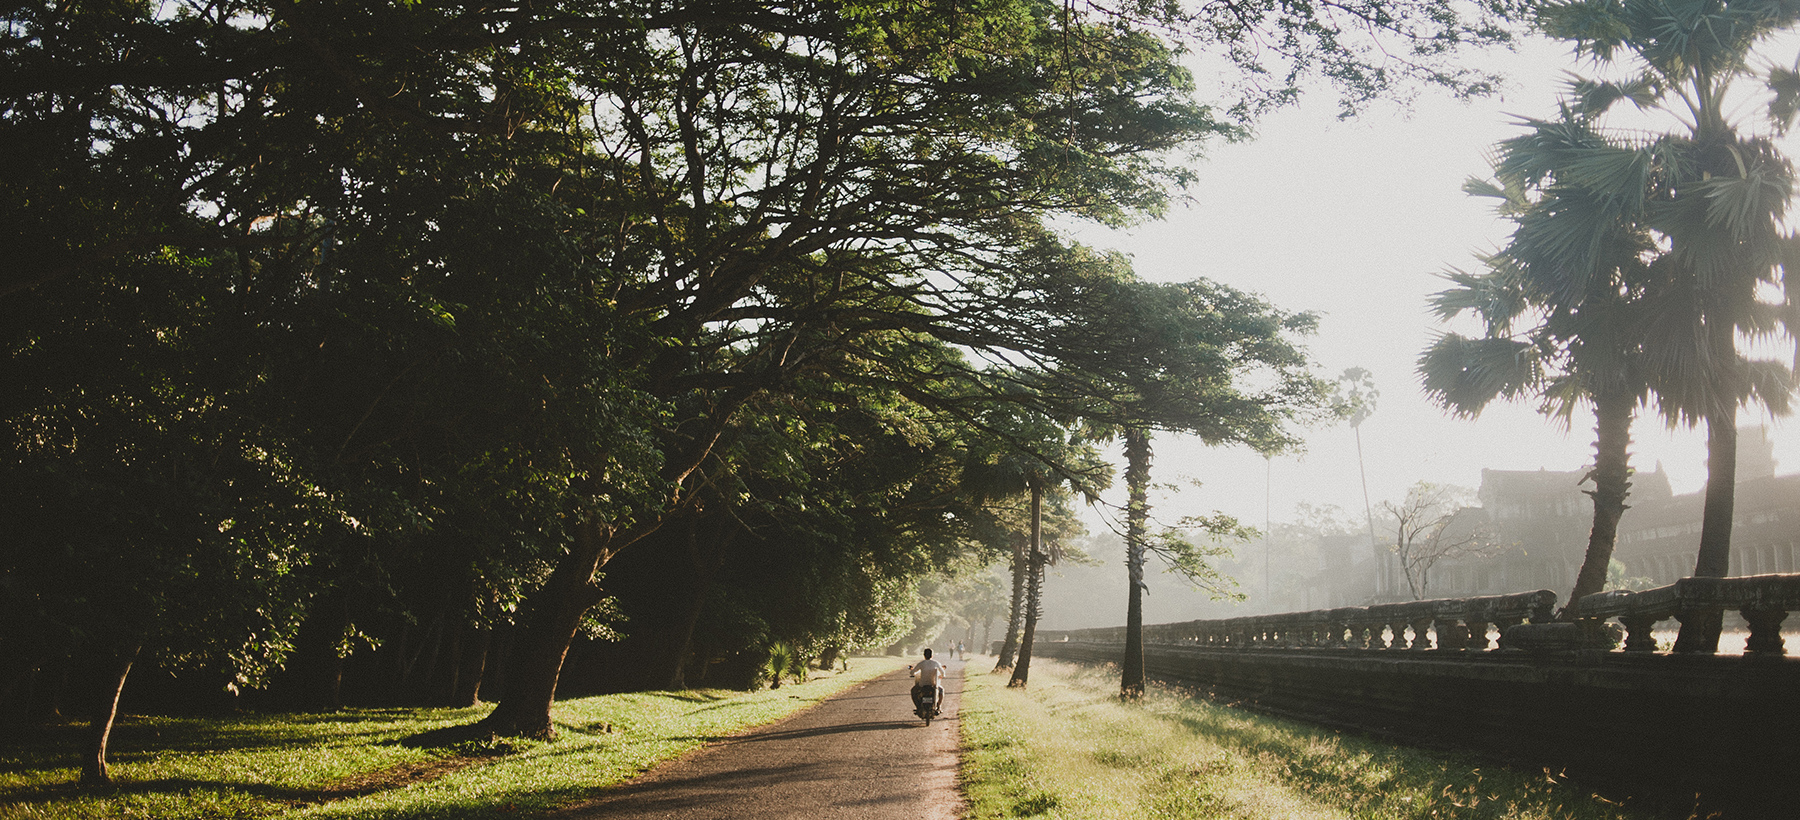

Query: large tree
left=1038, top=277, right=1327, bottom=699
left=3, top=0, right=1535, bottom=748
left=1532, top=0, right=1800, bottom=649
left=1421, top=103, right=1661, bottom=619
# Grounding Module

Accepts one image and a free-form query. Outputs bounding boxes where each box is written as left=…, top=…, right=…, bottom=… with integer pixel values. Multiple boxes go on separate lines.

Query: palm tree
left=1332, top=369, right=1381, bottom=589
left=1421, top=104, right=1659, bottom=619
left=1537, top=0, right=1800, bottom=650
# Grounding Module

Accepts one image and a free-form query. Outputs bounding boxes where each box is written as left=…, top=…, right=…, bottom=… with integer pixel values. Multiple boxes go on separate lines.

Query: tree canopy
left=4, top=0, right=1527, bottom=761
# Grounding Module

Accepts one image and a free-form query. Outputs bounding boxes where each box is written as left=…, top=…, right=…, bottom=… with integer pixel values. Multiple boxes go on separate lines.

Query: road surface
left=553, top=658, right=966, bottom=820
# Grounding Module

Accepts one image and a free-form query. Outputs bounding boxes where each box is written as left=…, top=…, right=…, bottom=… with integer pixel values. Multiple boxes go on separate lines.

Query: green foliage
left=1147, top=514, right=1252, bottom=600
left=1522, top=0, right=1800, bottom=428
left=1429, top=0, right=1800, bottom=615
left=1604, top=558, right=1658, bottom=592
left=1333, top=367, right=1380, bottom=428
left=761, top=642, right=809, bottom=690
left=2, top=0, right=1529, bottom=729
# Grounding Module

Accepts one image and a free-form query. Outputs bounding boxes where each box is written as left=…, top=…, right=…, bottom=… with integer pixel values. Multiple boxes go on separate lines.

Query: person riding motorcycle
left=908, top=648, right=945, bottom=717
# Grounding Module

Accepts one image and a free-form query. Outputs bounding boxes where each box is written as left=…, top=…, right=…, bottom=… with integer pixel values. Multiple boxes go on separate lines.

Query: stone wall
left=1034, top=640, right=1799, bottom=818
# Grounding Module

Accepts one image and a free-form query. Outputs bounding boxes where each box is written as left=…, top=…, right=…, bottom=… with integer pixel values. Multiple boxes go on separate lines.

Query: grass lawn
left=0, top=655, right=909, bottom=820
left=958, top=657, right=1662, bottom=820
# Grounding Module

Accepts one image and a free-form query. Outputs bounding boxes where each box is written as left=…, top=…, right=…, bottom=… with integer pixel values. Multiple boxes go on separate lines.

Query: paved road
left=554, top=659, right=966, bottom=820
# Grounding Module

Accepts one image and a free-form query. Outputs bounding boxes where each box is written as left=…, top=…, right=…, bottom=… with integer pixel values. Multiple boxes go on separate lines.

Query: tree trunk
left=80, top=643, right=139, bottom=786
left=1008, top=477, right=1044, bottom=689
left=450, top=625, right=490, bottom=707
left=993, top=537, right=1025, bottom=672
left=1121, top=428, right=1150, bottom=700
left=403, top=611, right=446, bottom=702
left=476, top=522, right=615, bottom=737
left=436, top=619, right=462, bottom=705
left=2, top=644, right=66, bottom=727
left=384, top=620, right=411, bottom=704
left=478, top=623, right=513, bottom=703
left=1562, top=390, right=1634, bottom=620
left=285, top=592, right=350, bottom=712
left=665, top=515, right=732, bottom=689
left=1677, top=406, right=1737, bottom=653
left=31, top=651, right=71, bottom=724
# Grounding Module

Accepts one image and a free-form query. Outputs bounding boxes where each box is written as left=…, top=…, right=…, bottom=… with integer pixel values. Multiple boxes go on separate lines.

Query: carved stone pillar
left=1494, top=617, right=1522, bottom=650
left=1465, top=619, right=1491, bottom=650
left=1618, top=614, right=1660, bottom=652
left=1437, top=618, right=1469, bottom=651
left=1742, top=608, right=1788, bottom=655
left=1408, top=617, right=1434, bottom=650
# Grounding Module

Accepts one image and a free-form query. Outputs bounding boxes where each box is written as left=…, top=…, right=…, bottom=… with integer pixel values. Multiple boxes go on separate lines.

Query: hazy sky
left=1072, top=32, right=1800, bottom=540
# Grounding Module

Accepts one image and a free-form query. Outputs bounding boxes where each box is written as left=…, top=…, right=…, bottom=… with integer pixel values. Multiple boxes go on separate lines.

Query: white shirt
left=911, top=657, right=945, bottom=687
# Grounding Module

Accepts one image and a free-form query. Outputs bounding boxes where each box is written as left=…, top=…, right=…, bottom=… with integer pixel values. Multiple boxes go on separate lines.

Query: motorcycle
left=914, top=685, right=938, bottom=726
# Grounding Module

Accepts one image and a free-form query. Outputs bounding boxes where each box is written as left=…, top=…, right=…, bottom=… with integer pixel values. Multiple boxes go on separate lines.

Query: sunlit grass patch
left=958, top=658, right=1652, bottom=820
left=1, top=656, right=908, bottom=820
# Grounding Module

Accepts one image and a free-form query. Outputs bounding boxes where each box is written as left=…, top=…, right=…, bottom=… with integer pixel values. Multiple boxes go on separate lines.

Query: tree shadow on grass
left=642, top=690, right=734, bottom=704
left=2, top=775, right=356, bottom=806
left=398, top=721, right=533, bottom=754
left=3, top=752, right=503, bottom=811
left=6, top=710, right=485, bottom=766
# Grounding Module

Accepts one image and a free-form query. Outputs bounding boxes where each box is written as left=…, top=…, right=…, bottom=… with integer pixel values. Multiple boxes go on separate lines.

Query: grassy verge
left=1, top=656, right=909, bottom=820
left=958, top=658, right=1658, bottom=820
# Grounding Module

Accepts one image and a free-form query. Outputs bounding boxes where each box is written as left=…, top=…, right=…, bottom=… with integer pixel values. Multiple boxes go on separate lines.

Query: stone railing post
left=1491, top=615, right=1524, bottom=650
left=1742, top=608, right=1788, bottom=655
left=1408, top=615, right=1434, bottom=650
left=1465, top=616, right=1491, bottom=650
left=1436, top=616, right=1469, bottom=651
left=1578, top=574, right=1799, bottom=656
left=1617, top=613, right=1659, bottom=652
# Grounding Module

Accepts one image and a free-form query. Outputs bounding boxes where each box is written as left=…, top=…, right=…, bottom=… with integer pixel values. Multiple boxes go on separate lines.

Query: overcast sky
left=1070, top=32, right=1800, bottom=541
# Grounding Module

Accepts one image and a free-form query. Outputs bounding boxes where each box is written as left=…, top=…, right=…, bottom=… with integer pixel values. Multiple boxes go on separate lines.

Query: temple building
left=1317, top=426, right=1800, bottom=605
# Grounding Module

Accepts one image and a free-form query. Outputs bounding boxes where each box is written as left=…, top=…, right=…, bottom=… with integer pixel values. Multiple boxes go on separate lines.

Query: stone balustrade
left=1577, top=572, right=1800, bottom=655
left=1030, top=576, right=1800, bottom=816
left=1043, top=589, right=1557, bottom=652
left=1043, top=573, right=1800, bottom=658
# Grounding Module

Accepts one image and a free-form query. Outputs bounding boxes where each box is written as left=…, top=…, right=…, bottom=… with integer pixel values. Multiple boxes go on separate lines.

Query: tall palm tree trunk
left=1676, top=404, right=1737, bottom=652
left=1008, top=477, right=1045, bottom=688
left=1120, top=428, right=1150, bottom=699
left=1563, top=390, right=1635, bottom=619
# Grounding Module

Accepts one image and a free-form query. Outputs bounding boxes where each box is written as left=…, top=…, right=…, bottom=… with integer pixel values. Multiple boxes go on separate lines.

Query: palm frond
left=1566, top=72, right=1664, bottom=116
left=1418, top=333, right=1545, bottom=417
left=1767, top=57, right=1800, bottom=133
